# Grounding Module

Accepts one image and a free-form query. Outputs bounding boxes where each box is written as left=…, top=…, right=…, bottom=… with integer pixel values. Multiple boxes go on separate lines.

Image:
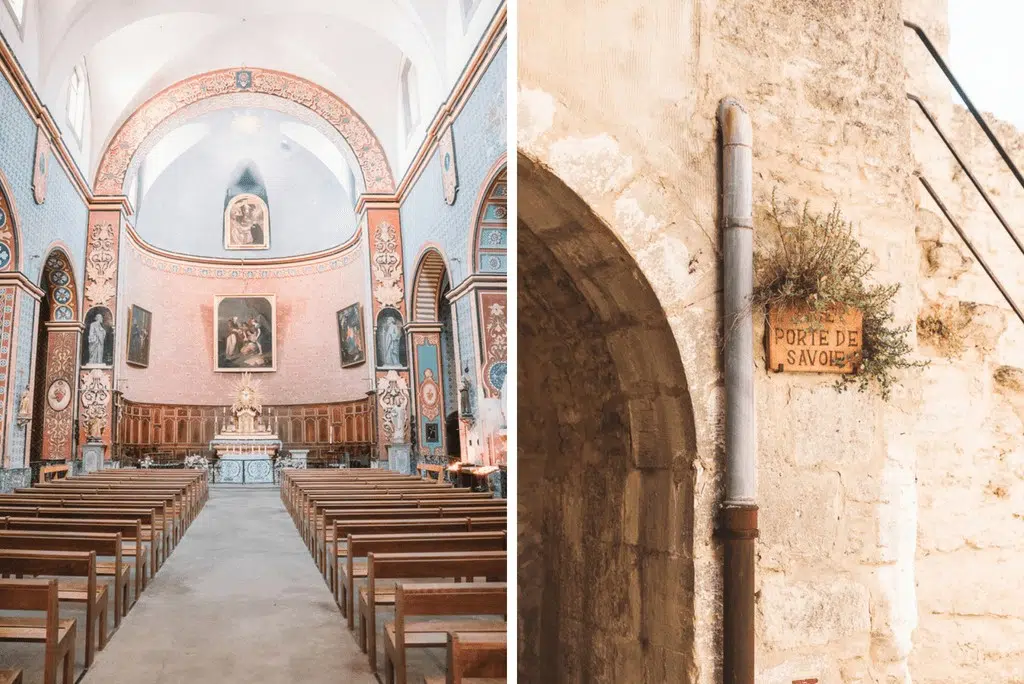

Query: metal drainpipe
left=718, top=97, right=757, bottom=684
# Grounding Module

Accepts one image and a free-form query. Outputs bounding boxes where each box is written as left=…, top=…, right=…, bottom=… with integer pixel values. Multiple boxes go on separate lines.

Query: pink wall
left=117, top=241, right=373, bottom=405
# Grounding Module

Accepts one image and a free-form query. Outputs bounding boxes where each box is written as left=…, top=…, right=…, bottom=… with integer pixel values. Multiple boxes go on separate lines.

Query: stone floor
left=70, top=485, right=379, bottom=684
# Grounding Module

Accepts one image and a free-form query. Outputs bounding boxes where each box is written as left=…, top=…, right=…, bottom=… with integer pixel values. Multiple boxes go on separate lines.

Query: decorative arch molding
left=122, top=91, right=367, bottom=200
left=93, top=68, right=396, bottom=197
left=470, top=158, right=507, bottom=275
left=410, top=247, right=450, bottom=322
left=39, top=247, right=79, bottom=323
left=0, top=171, right=22, bottom=273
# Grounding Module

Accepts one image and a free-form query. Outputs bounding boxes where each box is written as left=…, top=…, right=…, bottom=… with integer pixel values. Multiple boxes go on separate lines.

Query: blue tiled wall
left=399, top=40, right=507, bottom=410
left=0, top=71, right=90, bottom=465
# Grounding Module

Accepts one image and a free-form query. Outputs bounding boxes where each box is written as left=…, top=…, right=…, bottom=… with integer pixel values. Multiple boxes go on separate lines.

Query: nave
left=0, top=469, right=506, bottom=683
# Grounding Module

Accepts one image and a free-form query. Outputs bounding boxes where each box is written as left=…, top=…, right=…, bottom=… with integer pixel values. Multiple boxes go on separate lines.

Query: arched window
left=401, top=60, right=420, bottom=135
left=3, top=0, right=25, bottom=27
left=67, top=63, right=88, bottom=141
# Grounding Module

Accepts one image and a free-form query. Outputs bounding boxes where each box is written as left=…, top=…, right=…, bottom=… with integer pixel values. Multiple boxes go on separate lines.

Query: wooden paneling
left=115, top=398, right=375, bottom=460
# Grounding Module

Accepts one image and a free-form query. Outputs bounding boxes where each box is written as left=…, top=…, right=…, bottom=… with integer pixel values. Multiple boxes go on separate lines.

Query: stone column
left=78, top=199, right=129, bottom=457
left=359, top=199, right=412, bottom=461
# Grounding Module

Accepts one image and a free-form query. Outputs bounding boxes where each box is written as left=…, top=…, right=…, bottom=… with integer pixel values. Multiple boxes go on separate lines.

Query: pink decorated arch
left=93, top=68, right=396, bottom=196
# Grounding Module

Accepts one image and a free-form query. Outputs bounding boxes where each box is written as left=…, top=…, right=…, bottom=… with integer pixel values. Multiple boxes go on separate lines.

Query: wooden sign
left=767, top=305, right=862, bottom=374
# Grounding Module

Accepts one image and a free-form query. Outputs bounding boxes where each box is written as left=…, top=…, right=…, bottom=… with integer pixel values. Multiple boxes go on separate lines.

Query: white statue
left=87, top=312, right=106, bottom=365
left=390, top=401, right=408, bottom=444
left=380, top=317, right=403, bottom=366
left=87, top=414, right=105, bottom=442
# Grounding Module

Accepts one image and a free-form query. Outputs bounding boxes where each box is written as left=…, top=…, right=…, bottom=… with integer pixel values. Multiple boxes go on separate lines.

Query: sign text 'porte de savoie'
left=767, top=306, right=863, bottom=374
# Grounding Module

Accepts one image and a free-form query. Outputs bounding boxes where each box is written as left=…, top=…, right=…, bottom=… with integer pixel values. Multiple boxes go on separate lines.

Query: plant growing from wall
left=752, top=191, right=925, bottom=400
left=918, top=301, right=975, bottom=358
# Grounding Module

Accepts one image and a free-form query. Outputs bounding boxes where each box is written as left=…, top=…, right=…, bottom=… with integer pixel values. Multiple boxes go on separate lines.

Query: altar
left=210, top=373, right=282, bottom=484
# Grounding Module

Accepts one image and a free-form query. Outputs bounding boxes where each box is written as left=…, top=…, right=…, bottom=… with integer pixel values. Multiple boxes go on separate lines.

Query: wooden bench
left=0, top=530, right=130, bottom=627
left=358, top=551, right=506, bottom=672
left=0, top=578, right=76, bottom=684
left=417, top=463, right=448, bottom=484
left=324, top=507, right=507, bottom=582
left=324, top=517, right=507, bottom=592
left=37, top=465, right=69, bottom=484
left=3, top=517, right=149, bottom=597
left=340, top=532, right=508, bottom=627
left=0, top=550, right=106, bottom=668
left=422, top=631, right=507, bottom=684
left=383, top=582, right=506, bottom=684
left=0, top=670, right=21, bottom=684
left=0, top=507, right=163, bottom=574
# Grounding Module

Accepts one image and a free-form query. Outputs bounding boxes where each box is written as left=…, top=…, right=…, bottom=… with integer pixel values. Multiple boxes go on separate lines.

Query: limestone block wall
left=116, top=239, right=373, bottom=406
left=519, top=0, right=921, bottom=681
left=904, top=1, right=1024, bottom=678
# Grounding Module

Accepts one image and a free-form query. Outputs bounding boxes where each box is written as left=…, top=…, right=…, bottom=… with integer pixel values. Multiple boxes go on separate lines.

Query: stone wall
left=904, top=1, right=1024, bottom=679
left=519, top=0, right=921, bottom=682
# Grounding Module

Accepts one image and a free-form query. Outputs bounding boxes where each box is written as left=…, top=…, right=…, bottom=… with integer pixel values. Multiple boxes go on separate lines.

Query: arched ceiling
left=28, top=0, right=501, bottom=179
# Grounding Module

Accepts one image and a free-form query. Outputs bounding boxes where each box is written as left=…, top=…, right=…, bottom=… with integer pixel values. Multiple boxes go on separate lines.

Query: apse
left=133, top=108, right=359, bottom=259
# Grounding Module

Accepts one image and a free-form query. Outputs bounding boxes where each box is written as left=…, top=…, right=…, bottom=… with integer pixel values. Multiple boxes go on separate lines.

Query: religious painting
left=224, top=194, right=270, bottom=250
left=375, top=307, right=407, bottom=369
left=215, top=295, right=276, bottom=372
left=126, top=305, right=152, bottom=368
left=81, top=306, right=114, bottom=368
left=337, top=303, right=366, bottom=368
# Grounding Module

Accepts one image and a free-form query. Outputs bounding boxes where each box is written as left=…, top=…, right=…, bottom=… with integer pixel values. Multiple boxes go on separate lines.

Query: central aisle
left=81, top=486, right=377, bottom=684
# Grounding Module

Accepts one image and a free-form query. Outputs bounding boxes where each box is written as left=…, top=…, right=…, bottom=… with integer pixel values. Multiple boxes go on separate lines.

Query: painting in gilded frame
left=126, top=305, right=152, bottom=368
left=224, top=193, right=270, bottom=250
left=337, top=303, right=366, bottom=368
left=214, top=295, right=276, bottom=372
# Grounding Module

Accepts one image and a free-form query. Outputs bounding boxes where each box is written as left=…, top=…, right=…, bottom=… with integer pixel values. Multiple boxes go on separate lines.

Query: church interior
left=0, top=0, right=507, bottom=681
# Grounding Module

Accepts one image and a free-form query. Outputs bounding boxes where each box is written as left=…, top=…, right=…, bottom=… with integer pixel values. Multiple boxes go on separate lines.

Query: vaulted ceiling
left=4, top=0, right=501, bottom=182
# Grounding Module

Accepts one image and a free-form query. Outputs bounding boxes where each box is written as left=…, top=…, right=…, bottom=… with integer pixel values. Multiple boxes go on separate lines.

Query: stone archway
left=518, top=152, right=697, bottom=683
left=93, top=68, right=396, bottom=196
left=31, top=248, right=81, bottom=463
left=408, top=248, right=457, bottom=461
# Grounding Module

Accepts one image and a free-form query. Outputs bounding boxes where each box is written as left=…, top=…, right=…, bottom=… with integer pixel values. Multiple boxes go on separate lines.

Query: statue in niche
left=16, top=385, right=31, bottom=426
left=81, top=306, right=114, bottom=367
left=375, top=308, right=407, bottom=368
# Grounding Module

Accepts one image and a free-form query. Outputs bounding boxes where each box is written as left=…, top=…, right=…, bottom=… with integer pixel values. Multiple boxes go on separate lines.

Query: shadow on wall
left=517, top=152, right=699, bottom=683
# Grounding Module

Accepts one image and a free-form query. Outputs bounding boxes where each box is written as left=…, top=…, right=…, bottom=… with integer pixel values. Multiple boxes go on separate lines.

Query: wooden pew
left=358, top=551, right=506, bottom=672
left=0, top=578, right=76, bottom=684
left=0, top=507, right=163, bottom=573
left=423, top=632, right=507, bottom=684
left=416, top=463, right=448, bottom=484
left=0, top=670, right=21, bottom=683
left=0, top=530, right=130, bottom=627
left=3, top=517, right=149, bottom=597
left=0, top=550, right=106, bottom=668
left=383, top=582, right=506, bottom=684
left=324, top=517, right=507, bottom=591
left=0, top=495, right=176, bottom=556
left=323, top=508, right=507, bottom=585
left=340, top=532, right=508, bottom=627
left=307, top=496, right=501, bottom=552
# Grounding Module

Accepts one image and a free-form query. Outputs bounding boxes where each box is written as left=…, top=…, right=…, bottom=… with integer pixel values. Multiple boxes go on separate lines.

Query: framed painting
left=214, top=295, right=276, bottom=372
left=126, top=305, right=152, bottom=368
left=224, top=193, right=270, bottom=250
left=337, top=303, right=366, bottom=368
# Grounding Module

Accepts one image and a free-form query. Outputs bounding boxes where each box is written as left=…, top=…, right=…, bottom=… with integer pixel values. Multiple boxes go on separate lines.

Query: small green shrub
left=751, top=191, right=926, bottom=400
